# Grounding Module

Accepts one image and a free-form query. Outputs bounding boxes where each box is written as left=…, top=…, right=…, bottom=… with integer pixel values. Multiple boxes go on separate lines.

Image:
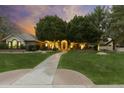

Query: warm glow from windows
left=18, top=41, right=21, bottom=48
left=12, top=40, right=18, bottom=48
left=8, top=42, right=11, bottom=48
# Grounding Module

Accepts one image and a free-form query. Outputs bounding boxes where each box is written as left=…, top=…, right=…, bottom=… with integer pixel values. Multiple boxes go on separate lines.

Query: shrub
left=40, top=46, right=49, bottom=51
left=53, top=47, right=58, bottom=51
left=20, top=44, right=25, bottom=49
left=94, top=44, right=98, bottom=51
left=26, top=45, right=39, bottom=51
left=36, top=45, right=40, bottom=50
left=83, top=43, right=89, bottom=49
left=0, top=43, right=8, bottom=49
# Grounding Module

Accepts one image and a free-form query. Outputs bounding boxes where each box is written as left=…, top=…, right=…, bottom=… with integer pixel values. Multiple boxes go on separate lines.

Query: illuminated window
left=18, top=41, right=21, bottom=48
left=8, top=41, right=12, bottom=48
left=12, top=39, right=18, bottom=48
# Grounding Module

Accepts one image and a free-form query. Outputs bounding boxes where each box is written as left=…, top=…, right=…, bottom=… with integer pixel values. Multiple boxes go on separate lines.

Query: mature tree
left=67, top=15, right=102, bottom=43
left=83, top=16, right=103, bottom=43
left=109, top=5, right=124, bottom=50
left=35, top=6, right=111, bottom=45
left=67, top=15, right=84, bottom=42
left=89, top=6, right=111, bottom=40
left=35, top=15, right=67, bottom=41
left=67, top=6, right=110, bottom=43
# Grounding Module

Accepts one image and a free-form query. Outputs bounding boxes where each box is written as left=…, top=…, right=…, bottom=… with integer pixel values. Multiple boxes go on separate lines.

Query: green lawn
left=58, top=50, right=124, bottom=84
left=0, top=52, right=54, bottom=72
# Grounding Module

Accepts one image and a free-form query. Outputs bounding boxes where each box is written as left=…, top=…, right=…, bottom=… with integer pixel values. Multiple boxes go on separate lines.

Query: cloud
left=14, top=6, right=49, bottom=35
left=0, top=5, right=97, bottom=35
left=63, top=6, right=85, bottom=21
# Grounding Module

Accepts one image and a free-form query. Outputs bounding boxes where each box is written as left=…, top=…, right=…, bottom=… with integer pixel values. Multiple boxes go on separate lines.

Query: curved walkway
left=53, top=69, right=94, bottom=85
left=0, top=52, right=95, bottom=87
left=0, top=69, right=31, bottom=85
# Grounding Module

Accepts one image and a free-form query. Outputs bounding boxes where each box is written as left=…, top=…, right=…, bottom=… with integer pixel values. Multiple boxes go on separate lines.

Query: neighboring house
left=1, top=32, right=38, bottom=49
left=99, top=38, right=113, bottom=51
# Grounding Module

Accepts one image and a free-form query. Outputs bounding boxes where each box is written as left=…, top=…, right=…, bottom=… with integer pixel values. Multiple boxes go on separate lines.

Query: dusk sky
left=0, top=5, right=104, bottom=35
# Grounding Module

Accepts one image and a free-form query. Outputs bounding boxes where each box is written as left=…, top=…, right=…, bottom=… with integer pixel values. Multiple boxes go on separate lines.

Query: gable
left=2, top=33, right=37, bottom=41
left=6, top=35, right=24, bottom=42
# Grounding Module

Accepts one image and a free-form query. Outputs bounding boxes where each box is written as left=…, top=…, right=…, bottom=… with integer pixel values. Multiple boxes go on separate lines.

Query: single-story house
left=1, top=32, right=38, bottom=49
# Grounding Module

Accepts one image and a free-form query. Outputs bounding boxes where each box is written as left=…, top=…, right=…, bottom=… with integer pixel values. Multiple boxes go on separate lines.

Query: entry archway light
left=61, top=40, right=68, bottom=51
left=43, top=40, right=86, bottom=51
left=80, top=43, right=86, bottom=50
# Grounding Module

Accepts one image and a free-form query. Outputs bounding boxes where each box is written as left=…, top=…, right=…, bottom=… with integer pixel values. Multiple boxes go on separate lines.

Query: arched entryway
left=8, top=39, right=21, bottom=49
left=12, top=39, right=18, bottom=48
left=61, top=40, right=68, bottom=51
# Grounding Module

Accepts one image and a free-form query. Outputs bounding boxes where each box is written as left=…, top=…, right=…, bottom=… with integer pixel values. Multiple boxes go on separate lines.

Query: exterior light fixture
left=80, top=43, right=85, bottom=50
left=45, top=43, right=48, bottom=47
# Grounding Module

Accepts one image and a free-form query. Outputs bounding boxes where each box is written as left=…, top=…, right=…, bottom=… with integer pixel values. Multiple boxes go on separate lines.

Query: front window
left=12, top=39, right=18, bottom=48
left=8, top=41, right=12, bottom=48
left=18, top=41, right=21, bottom=48
left=8, top=39, right=22, bottom=49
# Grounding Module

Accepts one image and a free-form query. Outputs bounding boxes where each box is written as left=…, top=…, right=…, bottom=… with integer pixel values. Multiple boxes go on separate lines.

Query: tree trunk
left=113, top=40, right=116, bottom=51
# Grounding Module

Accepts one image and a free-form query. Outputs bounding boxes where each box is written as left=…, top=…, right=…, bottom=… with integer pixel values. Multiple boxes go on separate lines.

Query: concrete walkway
left=53, top=69, right=94, bottom=85
left=0, top=69, right=31, bottom=85
left=13, top=52, right=64, bottom=85
left=0, top=52, right=96, bottom=87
